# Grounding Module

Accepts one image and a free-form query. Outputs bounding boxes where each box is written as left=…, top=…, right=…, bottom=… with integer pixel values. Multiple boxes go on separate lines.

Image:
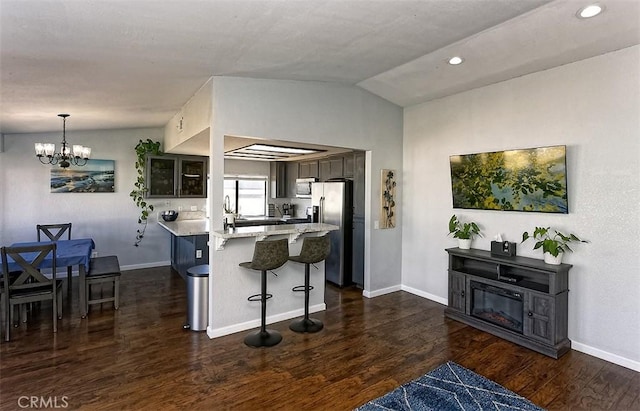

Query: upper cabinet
left=147, top=156, right=177, bottom=197
left=343, top=153, right=355, bottom=178
left=298, top=160, right=319, bottom=179
left=319, top=156, right=344, bottom=181
left=286, top=161, right=299, bottom=199
left=297, top=153, right=357, bottom=181
left=270, top=161, right=287, bottom=198
left=146, top=155, right=208, bottom=198
left=179, top=157, right=208, bottom=197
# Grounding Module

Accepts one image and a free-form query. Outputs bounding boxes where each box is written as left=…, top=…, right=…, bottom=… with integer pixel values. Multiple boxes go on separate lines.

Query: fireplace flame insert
left=470, top=281, right=523, bottom=334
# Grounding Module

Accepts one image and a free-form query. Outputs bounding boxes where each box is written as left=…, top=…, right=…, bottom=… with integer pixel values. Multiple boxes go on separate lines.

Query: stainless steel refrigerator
left=312, top=180, right=353, bottom=287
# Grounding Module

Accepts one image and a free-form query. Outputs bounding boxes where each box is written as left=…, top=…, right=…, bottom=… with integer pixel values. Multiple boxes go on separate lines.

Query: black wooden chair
left=37, top=223, right=72, bottom=292
left=83, top=255, right=121, bottom=317
left=239, top=239, right=289, bottom=347
left=0, top=270, right=21, bottom=341
left=1, top=243, right=63, bottom=342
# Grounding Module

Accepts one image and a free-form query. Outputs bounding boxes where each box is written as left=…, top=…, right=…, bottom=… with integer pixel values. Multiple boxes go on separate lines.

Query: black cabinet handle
left=461, top=290, right=465, bottom=298
left=528, top=311, right=533, bottom=317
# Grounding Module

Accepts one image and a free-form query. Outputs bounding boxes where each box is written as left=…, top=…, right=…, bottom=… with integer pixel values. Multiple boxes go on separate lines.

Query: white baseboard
left=362, top=284, right=401, bottom=298
left=121, top=261, right=171, bottom=271
left=207, top=303, right=326, bottom=339
left=405, top=290, right=639, bottom=373
left=401, top=285, right=448, bottom=306
left=571, top=340, right=640, bottom=372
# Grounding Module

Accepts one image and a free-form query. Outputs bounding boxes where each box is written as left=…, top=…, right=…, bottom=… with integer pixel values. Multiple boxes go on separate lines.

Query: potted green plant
left=521, top=226, right=588, bottom=265
left=448, top=214, right=482, bottom=249
left=130, top=139, right=162, bottom=246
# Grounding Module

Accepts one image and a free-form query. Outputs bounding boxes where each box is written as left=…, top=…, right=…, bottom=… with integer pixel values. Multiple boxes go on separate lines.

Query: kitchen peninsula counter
left=158, top=218, right=209, bottom=236
left=211, top=222, right=338, bottom=250
left=158, top=217, right=339, bottom=339
left=208, top=222, right=338, bottom=340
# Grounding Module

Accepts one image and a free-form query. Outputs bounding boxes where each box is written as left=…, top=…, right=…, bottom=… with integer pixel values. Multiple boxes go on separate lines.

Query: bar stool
left=289, top=234, right=331, bottom=333
left=239, top=239, right=289, bottom=347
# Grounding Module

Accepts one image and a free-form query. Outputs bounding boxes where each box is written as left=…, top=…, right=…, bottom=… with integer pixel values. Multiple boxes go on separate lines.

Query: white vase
left=544, top=251, right=563, bottom=265
left=458, top=239, right=472, bottom=250
left=224, top=213, right=236, bottom=225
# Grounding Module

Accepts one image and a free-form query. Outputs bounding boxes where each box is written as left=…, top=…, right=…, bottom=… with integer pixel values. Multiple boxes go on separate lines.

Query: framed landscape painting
left=449, top=145, right=568, bottom=214
left=50, top=159, right=115, bottom=193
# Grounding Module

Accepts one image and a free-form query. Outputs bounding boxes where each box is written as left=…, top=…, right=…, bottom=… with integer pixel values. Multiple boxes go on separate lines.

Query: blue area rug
left=356, top=361, right=544, bottom=411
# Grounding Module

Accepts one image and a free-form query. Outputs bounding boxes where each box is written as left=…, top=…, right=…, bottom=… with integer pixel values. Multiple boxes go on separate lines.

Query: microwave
left=295, top=178, right=317, bottom=198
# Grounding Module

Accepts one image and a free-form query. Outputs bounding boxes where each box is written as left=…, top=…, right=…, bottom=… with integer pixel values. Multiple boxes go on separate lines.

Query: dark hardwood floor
left=1, top=266, right=638, bottom=410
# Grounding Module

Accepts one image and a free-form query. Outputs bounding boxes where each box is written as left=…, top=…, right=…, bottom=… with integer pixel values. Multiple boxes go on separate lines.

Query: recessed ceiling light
left=224, top=143, right=325, bottom=160
left=448, top=56, right=464, bottom=65
left=577, top=4, right=604, bottom=19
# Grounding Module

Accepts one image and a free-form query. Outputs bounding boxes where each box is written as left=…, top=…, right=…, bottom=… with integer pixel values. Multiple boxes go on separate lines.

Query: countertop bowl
left=161, top=211, right=179, bottom=222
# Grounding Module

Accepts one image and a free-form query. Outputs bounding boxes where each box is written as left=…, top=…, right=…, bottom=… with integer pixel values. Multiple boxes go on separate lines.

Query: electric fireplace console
left=445, top=247, right=572, bottom=358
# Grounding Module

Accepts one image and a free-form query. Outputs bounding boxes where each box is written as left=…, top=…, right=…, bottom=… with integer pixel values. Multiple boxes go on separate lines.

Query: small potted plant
left=521, top=227, right=588, bottom=265
left=448, top=214, right=482, bottom=249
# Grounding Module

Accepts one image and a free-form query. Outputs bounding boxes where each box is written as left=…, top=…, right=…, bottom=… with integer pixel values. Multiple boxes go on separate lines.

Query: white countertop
left=158, top=219, right=338, bottom=241
left=211, top=222, right=338, bottom=239
left=212, top=222, right=338, bottom=250
left=157, top=219, right=209, bottom=236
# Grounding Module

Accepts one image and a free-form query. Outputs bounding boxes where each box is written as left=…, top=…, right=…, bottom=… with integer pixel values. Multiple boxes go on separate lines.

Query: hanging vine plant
left=130, top=139, right=162, bottom=246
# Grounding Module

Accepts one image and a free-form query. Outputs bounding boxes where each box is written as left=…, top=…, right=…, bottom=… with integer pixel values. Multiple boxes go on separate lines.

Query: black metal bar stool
left=239, top=238, right=289, bottom=347
left=289, top=234, right=331, bottom=333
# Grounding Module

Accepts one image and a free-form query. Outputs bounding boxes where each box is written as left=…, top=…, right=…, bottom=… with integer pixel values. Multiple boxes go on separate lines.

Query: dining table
left=3, top=238, right=95, bottom=318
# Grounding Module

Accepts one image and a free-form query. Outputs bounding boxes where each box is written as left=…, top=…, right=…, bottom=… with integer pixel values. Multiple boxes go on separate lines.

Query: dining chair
left=37, top=223, right=73, bottom=292
left=1, top=243, right=63, bottom=342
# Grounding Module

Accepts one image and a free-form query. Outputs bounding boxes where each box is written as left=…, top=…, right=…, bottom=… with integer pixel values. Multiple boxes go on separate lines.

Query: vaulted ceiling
left=1, top=0, right=638, bottom=134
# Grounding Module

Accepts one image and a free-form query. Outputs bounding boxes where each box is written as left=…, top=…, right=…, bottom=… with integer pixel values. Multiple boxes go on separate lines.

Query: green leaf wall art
left=449, top=145, right=568, bottom=214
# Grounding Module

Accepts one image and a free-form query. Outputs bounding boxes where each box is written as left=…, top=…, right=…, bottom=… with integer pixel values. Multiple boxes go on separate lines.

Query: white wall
left=224, top=158, right=269, bottom=177
left=0, top=128, right=203, bottom=269
left=402, top=45, right=640, bottom=370
left=209, top=77, right=404, bottom=294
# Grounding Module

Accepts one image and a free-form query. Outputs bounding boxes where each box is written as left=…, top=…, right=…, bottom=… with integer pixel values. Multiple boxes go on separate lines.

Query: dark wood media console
left=445, top=247, right=572, bottom=358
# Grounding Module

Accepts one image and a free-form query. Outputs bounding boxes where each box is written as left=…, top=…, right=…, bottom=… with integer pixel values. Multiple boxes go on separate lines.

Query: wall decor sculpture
left=51, top=159, right=115, bottom=193
left=449, top=145, right=568, bottom=213
left=380, top=169, right=397, bottom=228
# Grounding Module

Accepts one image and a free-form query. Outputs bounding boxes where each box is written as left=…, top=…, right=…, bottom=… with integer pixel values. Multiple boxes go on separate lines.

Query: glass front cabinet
left=146, top=155, right=208, bottom=198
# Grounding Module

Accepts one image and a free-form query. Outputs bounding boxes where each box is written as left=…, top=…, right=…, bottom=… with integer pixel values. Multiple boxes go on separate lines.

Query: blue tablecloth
left=3, top=238, right=95, bottom=273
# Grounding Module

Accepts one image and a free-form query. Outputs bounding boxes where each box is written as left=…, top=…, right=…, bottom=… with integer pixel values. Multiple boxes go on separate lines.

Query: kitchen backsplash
left=271, top=198, right=311, bottom=218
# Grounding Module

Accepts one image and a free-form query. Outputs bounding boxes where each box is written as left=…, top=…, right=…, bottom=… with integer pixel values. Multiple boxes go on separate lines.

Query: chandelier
left=35, top=114, right=91, bottom=168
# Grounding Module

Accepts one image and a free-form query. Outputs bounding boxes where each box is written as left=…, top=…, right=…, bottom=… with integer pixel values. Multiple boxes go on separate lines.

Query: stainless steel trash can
left=185, top=264, right=209, bottom=331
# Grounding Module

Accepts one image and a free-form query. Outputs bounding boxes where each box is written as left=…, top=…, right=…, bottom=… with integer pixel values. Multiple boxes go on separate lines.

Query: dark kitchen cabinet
left=298, top=160, right=319, bottom=179
left=146, top=155, right=207, bottom=198
left=319, top=156, right=344, bottom=181
left=171, top=234, right=209, bottom=279
left=444, top=248, right=571, bottom=358
left=352, top=215, right=365, bottom=288
left=351, top=151, right=365, bottom=288
left=147, top=156, right=177, bottom=197
left=286, top=161, right=298, bottom=198
left=270, top=161, right=287, bottom=198
left=179, top=157, right=207, bottom=197
left=353, top=151, right=365, bottom=217
left=343, top=153, right=355, bottom=178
